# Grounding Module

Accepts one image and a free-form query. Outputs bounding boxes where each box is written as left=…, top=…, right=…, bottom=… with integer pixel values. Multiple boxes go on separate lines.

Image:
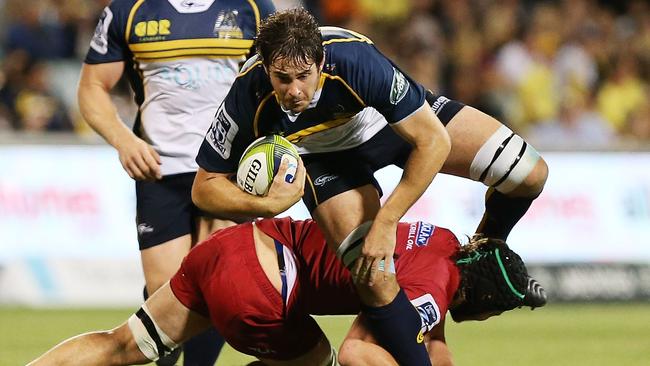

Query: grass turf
left=2, top=303, right=648, bottom=365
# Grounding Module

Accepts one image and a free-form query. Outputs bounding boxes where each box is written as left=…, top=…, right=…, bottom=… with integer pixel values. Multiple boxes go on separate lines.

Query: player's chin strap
left=127, top=303, right=179, bottom=361
left=335, top=221, right=395, bottom=273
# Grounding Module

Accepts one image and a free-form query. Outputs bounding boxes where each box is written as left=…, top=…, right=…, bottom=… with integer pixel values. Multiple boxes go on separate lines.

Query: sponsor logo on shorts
left=389, top=67, right=409, bottom=105
left=207, top=104, right=239, bottom=159
left=406, top=221, right=435, bottom=250
left=90, top=7, right=113, bottom=55
left=137, top=223, right=154, bottom=236
left=411, top=293, right=441, bottom=333
left=314, top=174, right=338, bottom=186
left=430, top=96, right=450, bottom=115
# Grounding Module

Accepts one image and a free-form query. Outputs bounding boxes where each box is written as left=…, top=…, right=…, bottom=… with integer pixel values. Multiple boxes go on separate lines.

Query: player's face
left=267, top=57, right=323, bottom=114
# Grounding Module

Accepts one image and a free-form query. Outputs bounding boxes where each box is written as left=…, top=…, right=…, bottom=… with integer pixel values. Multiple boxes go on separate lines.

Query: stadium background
left=0, top=0, right=648, bottom=365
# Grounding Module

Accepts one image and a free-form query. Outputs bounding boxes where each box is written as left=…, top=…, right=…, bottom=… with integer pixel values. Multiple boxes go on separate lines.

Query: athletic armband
left=127, top=304, right=179, bottom=361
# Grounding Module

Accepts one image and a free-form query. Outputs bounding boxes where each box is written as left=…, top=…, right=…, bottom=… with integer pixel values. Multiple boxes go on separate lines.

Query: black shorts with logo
left=135, top=172, right=207, bottom=250
left=301, top=93, right=464, bottom=212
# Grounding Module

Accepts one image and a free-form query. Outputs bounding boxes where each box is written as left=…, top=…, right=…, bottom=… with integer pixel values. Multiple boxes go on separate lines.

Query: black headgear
left=450, top=239, right=547, bottom=321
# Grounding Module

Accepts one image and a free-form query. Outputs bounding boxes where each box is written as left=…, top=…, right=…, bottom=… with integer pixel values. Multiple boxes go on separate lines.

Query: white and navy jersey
left=85, top=0, right=275, bottom=175
left=196, top=26, right=426, bottom=173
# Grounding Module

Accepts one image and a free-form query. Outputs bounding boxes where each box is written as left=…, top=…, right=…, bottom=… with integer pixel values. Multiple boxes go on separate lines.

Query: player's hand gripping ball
left=236, top=135, right=299, bottom=196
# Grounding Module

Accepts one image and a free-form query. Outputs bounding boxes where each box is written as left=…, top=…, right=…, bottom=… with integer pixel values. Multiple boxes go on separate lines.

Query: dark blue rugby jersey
left=83, top=0, right=274, bottom=175
left=197, top=26, right=427, bottom=173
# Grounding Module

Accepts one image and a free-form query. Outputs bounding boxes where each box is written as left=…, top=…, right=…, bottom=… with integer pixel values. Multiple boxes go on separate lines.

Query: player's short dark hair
left=255, top=8, right=324, bottom=68
left=450, top=236, right=547, bottom=322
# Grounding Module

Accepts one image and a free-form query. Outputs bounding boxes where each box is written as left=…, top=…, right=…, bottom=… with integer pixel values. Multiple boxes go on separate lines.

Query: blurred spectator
left=1, top=0, right=649, bottom=146
left=2, top=0, right=77, bottom=60
left=13, top=60, right=73, bottom=132
left=527, top=88, right=616, bottom=148
left=495, top=3, right=561, bottom=130
left=597, top=53, right=647, bottom=132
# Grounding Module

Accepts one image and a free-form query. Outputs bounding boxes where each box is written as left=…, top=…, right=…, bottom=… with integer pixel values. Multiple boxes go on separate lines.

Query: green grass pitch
left=2, top=303, right=648, bottom=365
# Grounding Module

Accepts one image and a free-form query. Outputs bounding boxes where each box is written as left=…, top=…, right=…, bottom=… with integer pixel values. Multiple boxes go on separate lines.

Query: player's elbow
left=191, top=176, right=216, bottom=213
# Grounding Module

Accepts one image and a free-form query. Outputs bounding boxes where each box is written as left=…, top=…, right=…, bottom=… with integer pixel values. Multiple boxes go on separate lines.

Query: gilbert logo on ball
left=237, top=135, right=299, bottom=196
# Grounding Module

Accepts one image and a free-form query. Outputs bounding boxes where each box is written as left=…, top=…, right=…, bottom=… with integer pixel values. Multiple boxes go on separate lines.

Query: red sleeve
left=169, top=250, right=210, bottom=318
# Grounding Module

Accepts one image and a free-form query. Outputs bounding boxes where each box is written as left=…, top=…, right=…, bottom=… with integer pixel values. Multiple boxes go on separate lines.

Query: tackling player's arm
left=78, top=62, right=161, bottom=181
left=425, top=319, right=454, bottom=366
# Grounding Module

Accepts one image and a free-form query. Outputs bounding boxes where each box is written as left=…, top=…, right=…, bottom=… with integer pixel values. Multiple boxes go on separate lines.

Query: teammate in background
left=77, top=1, right=275, bottom=364
left=27, top=217, right=547, bottom=366
left=191, top=8, right=548, bottom=364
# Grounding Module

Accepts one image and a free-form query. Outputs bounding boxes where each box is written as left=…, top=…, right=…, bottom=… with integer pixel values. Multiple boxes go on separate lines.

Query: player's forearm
left=377, top=134, right=450, bottom=225
left=192, top=172, right=277, bottom=218
left=428, top=339, right=454, bottom=366
left=77, top=79, right=134, bottom=148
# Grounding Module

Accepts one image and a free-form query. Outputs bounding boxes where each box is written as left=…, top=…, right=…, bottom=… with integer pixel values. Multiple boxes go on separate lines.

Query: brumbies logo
left=411, top=293, right=441, bottom=334
left=389, top=67, right=409, bottom=105
left=406, top=221, right=435, bottom=250
left=214, top=10, right=243, bottom=39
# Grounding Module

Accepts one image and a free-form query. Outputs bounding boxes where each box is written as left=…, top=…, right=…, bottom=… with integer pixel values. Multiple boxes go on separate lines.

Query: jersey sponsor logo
left=90, top=7, right=113, bottom=55
left=207, top=104, right=239, bottom=159
left=431, top=96, right=450, bottom=115
left=134, top=19, right=172, bottom=40
left=314, top=174, right=338, bottom=186
left=389, top=67, right=409, bottom=105
left=214, top=10, right=243, bottom=39
left=406, top=221, right=435, bottom=250
left=411, top=293, right=441, bottom=333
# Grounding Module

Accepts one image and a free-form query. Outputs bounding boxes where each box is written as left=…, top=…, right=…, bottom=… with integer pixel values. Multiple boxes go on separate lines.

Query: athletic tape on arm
left=127, top=303, right=179, bottom=361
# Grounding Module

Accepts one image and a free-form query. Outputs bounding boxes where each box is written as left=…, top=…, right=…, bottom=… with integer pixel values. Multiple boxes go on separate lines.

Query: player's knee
left=104, top=323, right=147, bottom=364
left=524, top=157, right=548, bottom=195
left=337, top=339, right=365, bottom=366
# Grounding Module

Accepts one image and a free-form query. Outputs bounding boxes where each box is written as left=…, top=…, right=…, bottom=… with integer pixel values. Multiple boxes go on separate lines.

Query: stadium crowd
left=0, top=0, right=649, bottom=146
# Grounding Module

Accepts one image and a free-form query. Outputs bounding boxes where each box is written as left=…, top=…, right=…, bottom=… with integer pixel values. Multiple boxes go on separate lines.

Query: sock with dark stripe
left=361, top=289, right=431, bottom=366
left=478, top=189, right=536, bottom=240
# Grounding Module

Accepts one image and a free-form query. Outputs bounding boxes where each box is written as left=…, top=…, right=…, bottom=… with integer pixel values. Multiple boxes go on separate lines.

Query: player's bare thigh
left=145, top=283, right=211, bottom=343
left=442, top=106, right=548, bottom=196
left=141, top=235, right=192, bottom=294
left=311, top=184, right=381, bottom=250
left=194, top=217, right=237, bottom=243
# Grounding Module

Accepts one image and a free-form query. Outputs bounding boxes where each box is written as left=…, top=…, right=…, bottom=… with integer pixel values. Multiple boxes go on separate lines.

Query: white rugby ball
left=236, top=135, right=299, bottom=196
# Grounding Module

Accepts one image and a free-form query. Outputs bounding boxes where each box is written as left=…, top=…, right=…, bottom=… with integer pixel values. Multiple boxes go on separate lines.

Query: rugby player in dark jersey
left=192, top=9, right=548, bottom=364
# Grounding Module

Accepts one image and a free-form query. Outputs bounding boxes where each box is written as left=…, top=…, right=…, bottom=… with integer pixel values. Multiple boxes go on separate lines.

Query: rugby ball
left=236, top=135, right=299, bottom=196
